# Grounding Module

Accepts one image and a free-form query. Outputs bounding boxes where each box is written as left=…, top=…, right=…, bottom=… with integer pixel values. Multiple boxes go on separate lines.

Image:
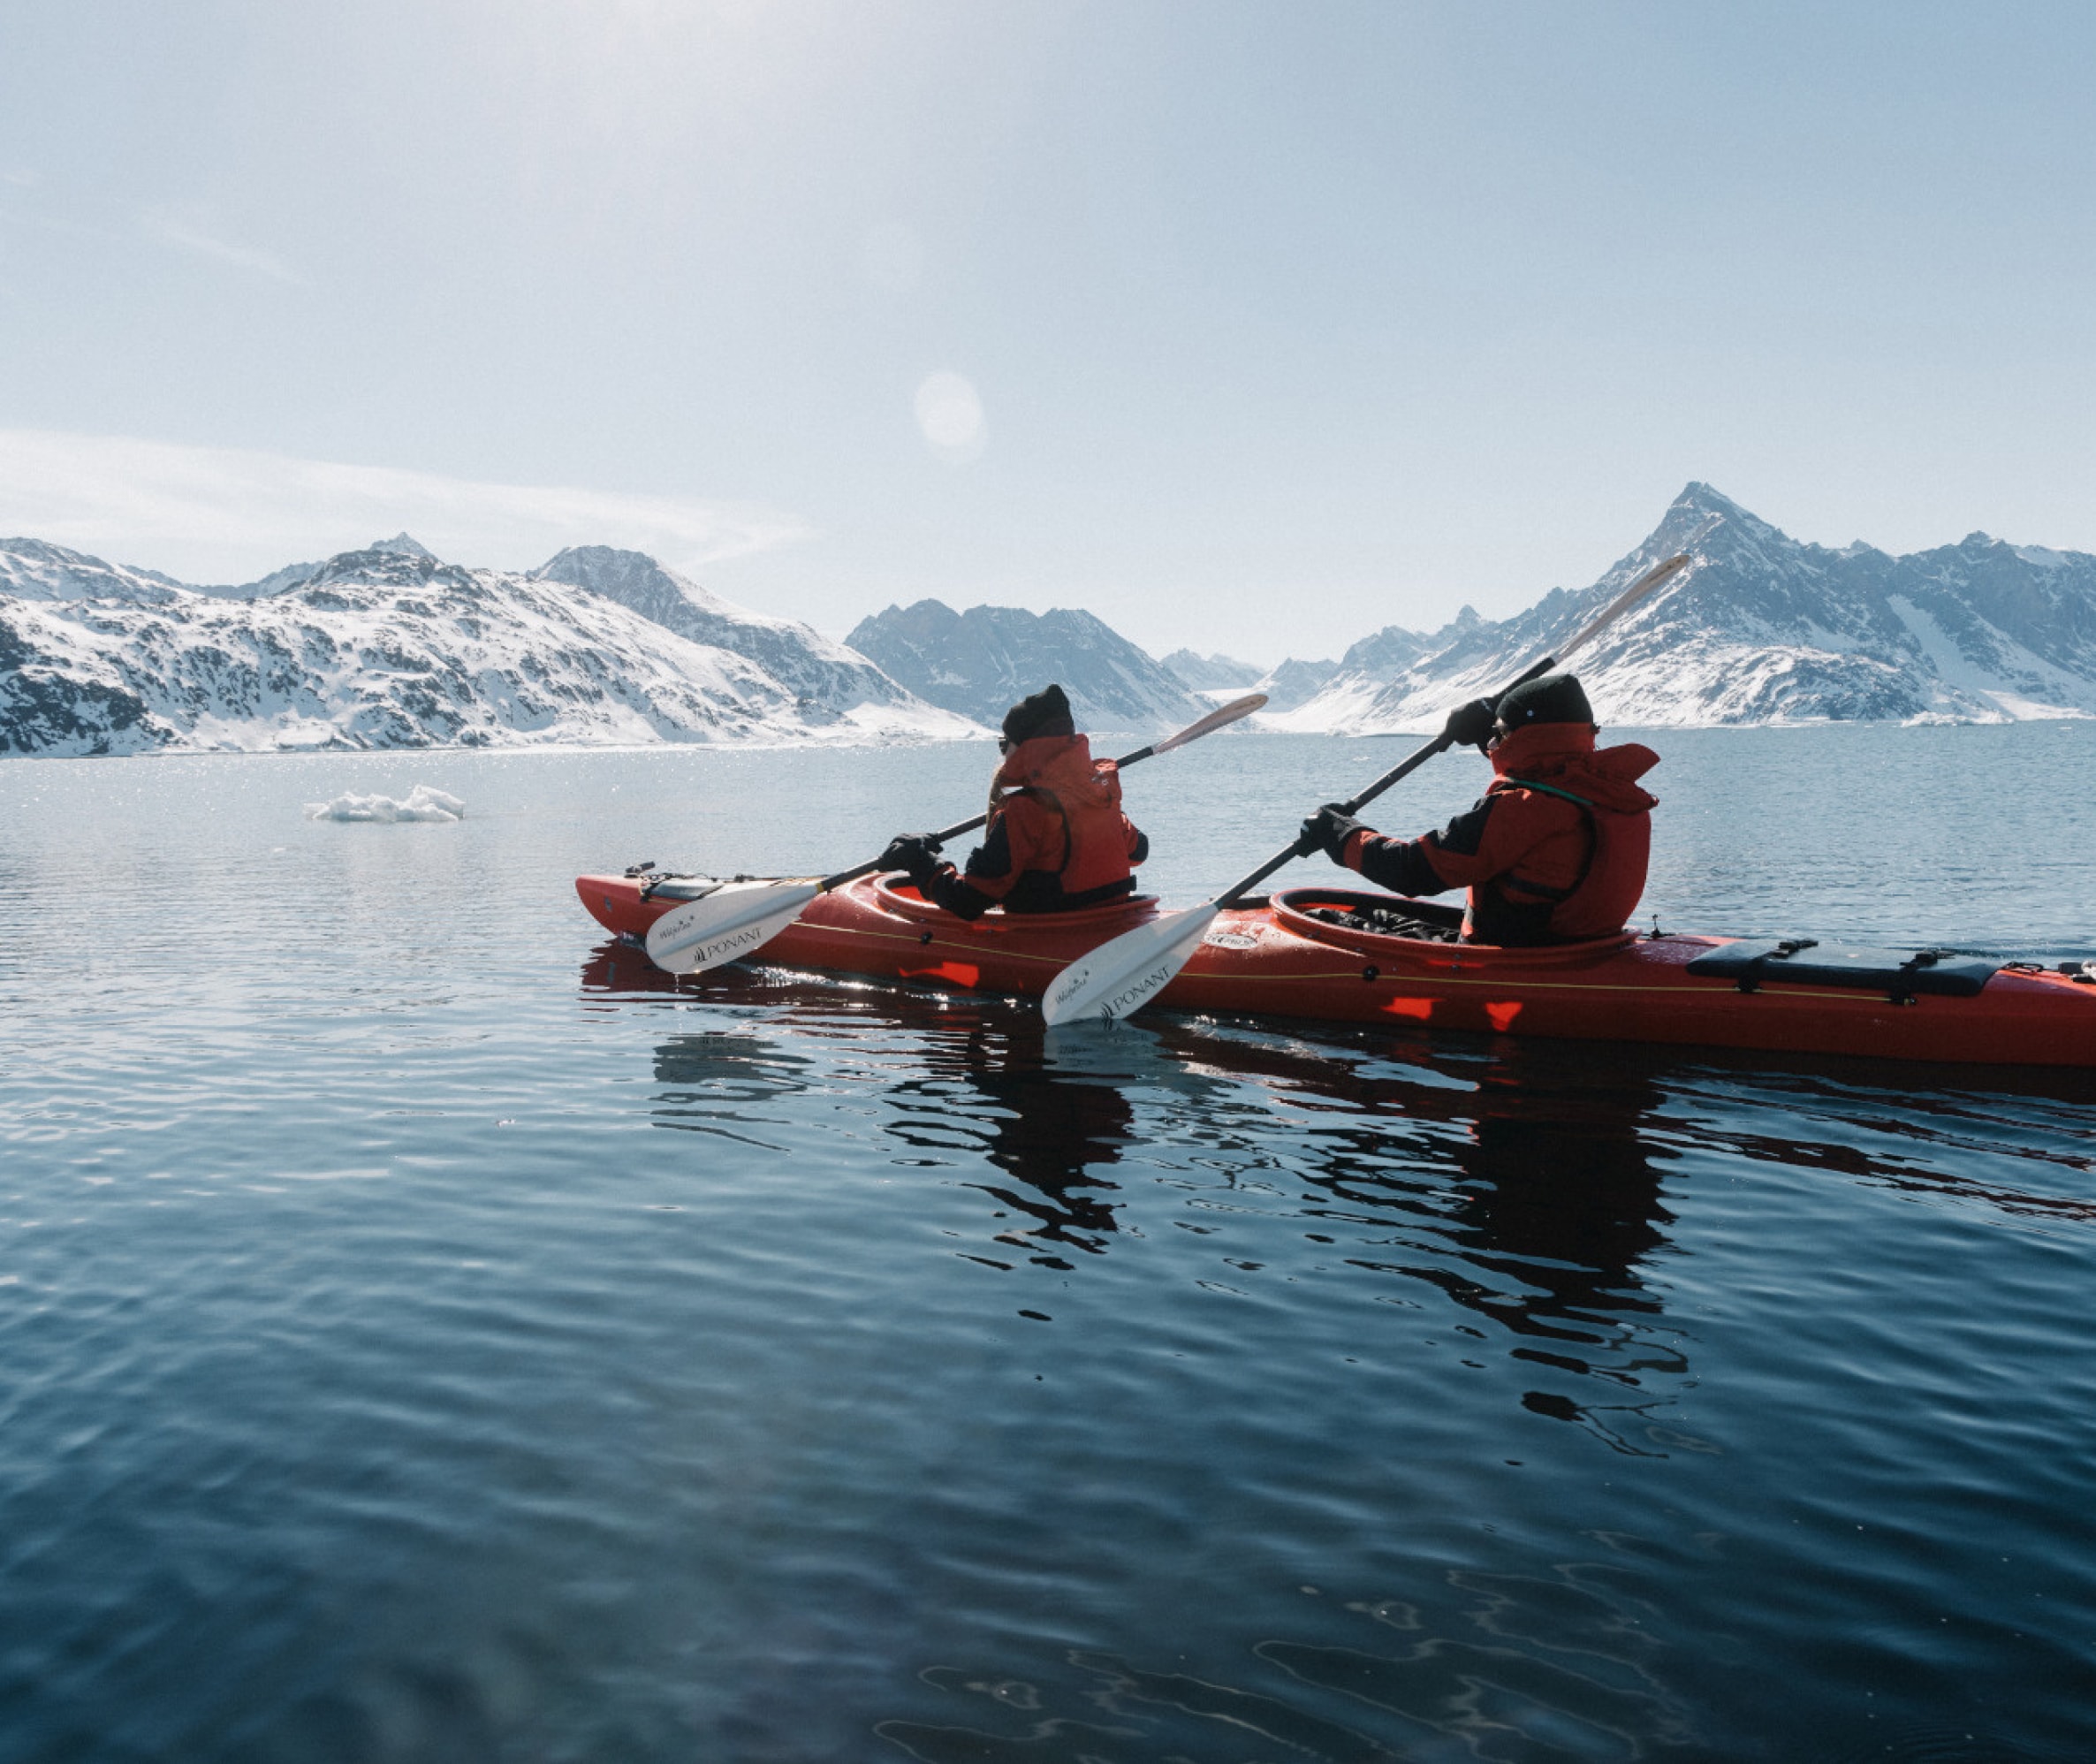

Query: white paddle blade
left=1148, top=692, right=1267, bottom=755
left=644, top=880, right=820, bottom=975
left=1040, top=903, right=1220, bottom=1027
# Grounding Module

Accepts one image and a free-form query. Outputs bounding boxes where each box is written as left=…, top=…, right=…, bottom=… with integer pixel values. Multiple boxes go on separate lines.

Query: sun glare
left=915, top=371, right=986, bottom=465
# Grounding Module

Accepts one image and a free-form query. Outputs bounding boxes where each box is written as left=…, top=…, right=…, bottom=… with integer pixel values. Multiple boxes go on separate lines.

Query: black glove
left=1296, top=802, right=1368, bottom=862
left=879, top=833, right=944, bottom=884
left=1441, top=697, right=1498, bottom=751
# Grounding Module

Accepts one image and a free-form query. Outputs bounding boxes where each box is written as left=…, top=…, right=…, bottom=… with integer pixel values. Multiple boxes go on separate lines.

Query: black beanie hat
left=1002, top=683, right=1075, bottom=743
left=1493, top=672, right=1593, bottom=729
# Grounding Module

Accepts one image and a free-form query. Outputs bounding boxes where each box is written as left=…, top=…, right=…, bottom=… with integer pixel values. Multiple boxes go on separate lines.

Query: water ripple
left=3, top=738, right=2095, bottom=1760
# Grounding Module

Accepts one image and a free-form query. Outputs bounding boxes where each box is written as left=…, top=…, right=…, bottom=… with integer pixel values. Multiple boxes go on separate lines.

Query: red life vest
left=1467, top=725, right=1658, bottom=941
left=1340, top=723, right=1659, bottom=944
left=967, top=734, right=1146, bottom=909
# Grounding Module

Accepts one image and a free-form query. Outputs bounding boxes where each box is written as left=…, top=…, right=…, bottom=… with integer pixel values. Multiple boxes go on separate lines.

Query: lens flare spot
left=915, top=371, right=986, bottom=463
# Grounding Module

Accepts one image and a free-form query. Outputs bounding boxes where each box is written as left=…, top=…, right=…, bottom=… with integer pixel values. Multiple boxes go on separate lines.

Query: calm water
left=2, top=726, right=2094, bottom=1763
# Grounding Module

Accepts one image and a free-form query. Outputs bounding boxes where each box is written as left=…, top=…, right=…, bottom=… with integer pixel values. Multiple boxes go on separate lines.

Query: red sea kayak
left=575, top=871, right=2096, bottom=1069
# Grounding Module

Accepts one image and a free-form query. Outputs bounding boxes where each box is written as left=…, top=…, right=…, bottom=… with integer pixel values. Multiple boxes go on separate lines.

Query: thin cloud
left=141, top=206, right=307, bottom=285
left=0, top=429, right=813, bottom=584
left=0, top=205, right=117, bottom=246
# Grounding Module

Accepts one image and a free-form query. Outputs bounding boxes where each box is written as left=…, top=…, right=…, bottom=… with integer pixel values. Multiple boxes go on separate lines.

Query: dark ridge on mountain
left=201, top=537, right=429, bottom=599
left=846, top=599, right=1204, bottom=733
left=534, top=546, right=916, bottom=716
left=1252, top=656, right=1341, bottom=712
left=1162, top=649, right=1263, bottom=692
left=208, top=559, right=324, bottom=599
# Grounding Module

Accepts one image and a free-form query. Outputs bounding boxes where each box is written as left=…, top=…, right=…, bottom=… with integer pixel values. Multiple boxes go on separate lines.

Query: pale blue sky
left=3, top=1, right=2092, bottom=660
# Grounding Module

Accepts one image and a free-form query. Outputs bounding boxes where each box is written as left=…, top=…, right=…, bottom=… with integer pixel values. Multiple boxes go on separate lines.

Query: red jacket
left=1342, top=723, right=1659, bottom=944
left=924, top=734, right=1149, bottom=919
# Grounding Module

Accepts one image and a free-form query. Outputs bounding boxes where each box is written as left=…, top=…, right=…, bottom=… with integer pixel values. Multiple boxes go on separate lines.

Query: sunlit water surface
left=2, top=726, right=2093, bottom=1762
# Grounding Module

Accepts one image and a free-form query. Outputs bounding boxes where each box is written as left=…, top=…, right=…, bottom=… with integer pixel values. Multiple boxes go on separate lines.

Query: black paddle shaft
left=816, top=734, right=1179, bottom=893
left=1214, top=654, right=1559, bottom=908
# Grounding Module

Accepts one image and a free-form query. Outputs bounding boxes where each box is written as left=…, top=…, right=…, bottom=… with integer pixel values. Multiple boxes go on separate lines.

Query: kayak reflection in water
left=878, top=683, right=1150, bottom=922
left=887, top=1029, right=1135, bottom=1259
left=1144, top=1022, right=1688, bottom=1449
left=1296, top=671, right=1660, bottom=947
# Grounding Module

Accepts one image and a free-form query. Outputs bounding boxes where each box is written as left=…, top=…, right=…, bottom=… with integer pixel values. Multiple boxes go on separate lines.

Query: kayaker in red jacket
left=1297, top=673, right=1659, bottom=946
left=882, top=684, right=1150, bottom=921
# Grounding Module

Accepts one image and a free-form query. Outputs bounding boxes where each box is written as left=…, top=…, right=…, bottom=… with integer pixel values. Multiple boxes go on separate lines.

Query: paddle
left=643, top=692, right=1271, bottom=974
left=1039, top=551, right=1692, bottom=1026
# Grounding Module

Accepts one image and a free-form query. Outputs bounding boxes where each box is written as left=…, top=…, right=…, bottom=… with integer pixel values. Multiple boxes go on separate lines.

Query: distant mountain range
left=846, top=599, right=1206, bottom=733
left=0, top=536, right=973, bottom=756
left=1160, top=649, right=1260, bottom=692
left=5, top=483, right=2092, bottom=757
left=1266, top=483, right=2096, bottom=732
left=1158, top=649, right=1340, bottom=715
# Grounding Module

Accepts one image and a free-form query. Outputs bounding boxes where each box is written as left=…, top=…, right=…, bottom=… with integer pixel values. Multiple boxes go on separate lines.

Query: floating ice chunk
left=304, top=785, right=466, bottom=824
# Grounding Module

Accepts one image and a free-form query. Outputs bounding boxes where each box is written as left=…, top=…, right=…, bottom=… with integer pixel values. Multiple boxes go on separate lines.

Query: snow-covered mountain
left=0, top=536, right=974, bottom=756
left=1269, top=484, right=2096, bottom=732
left=15, top=483, right=2092, bottom=757
left=846, top=599, right=1206, bottom=734
left=0, top=537, right=191, bottom=605
left=1162, top=649, right=1263, bottom=692
left=535, top=545, right=917, bottom=719
left=1262, top=611, right=1470, bottom=729
left=1165, top=645, right=1341, bottom=717
left=1250, top=656, right=1341, bottom=714
left=1165, top=648, right=1340, bottom=714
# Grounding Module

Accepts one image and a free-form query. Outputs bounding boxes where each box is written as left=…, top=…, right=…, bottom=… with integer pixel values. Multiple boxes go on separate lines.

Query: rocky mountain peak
left=535, top=546, right=730, bottom=621
left=0, top=536, right=191, bottom=604
left=1674, top=480, right=1744, bottom=516
left=847, top=598, right=1203, bottom=733
left=305, top=544, right=448, bottom=589
left=371, top=533, right=437, bottom=560
left=533, top=545, right=923, bottom=718
left=1162, top=649, right=1263, bottom=692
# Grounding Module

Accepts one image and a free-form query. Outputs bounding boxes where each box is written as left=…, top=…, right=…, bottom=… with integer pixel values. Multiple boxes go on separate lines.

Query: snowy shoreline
left=5, top=714, right=2092, bottom=770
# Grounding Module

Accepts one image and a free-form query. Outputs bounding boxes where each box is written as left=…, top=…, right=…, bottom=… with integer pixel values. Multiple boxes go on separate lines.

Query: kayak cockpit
left=1268, top=888, right=1639, bottom=963
left=869, top=875, right=1161, bottom=928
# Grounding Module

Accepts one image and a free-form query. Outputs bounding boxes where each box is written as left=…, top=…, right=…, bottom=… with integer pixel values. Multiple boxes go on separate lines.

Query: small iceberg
left=303, top=785, right=466, bottom=824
